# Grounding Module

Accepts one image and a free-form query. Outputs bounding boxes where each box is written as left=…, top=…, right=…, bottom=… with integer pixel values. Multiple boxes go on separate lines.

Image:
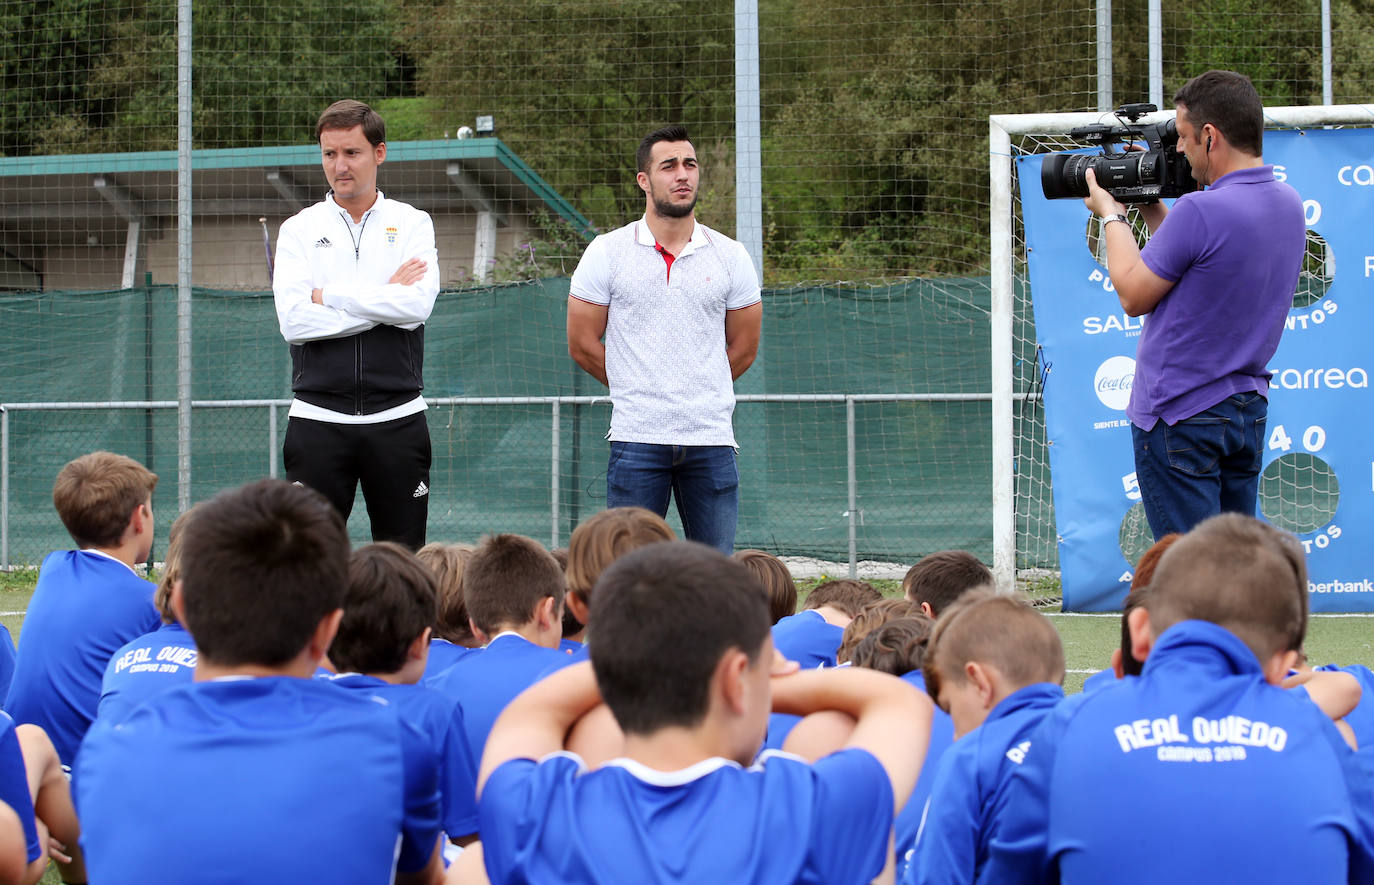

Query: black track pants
left=283, top=412, right=431, bottom=549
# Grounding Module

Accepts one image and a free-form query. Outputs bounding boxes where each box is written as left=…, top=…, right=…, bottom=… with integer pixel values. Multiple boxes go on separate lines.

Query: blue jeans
left=605, top=442, right=739, bottom=554
left=1131, top=392, right=1267, bottom=539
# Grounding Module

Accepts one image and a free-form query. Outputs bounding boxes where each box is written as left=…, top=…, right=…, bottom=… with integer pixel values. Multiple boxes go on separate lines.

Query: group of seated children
left=2, top=450, right=1374, bottom=884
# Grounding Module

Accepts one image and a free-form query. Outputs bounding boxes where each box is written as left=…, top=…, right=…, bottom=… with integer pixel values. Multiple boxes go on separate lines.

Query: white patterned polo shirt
left=570, top=218, right=761, bottom=446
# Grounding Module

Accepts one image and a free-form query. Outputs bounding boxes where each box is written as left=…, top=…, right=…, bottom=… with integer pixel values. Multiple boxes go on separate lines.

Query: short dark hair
left=316, top=99, right=386, bottom=146
left=178, top=479, right=348, bottom=667
left=803, top=579, right=882, bottom=618
left=636, top=125, right=691, bottom=174
left=924, top=592, right=1064, bottom=706
left=463, top=534, right=565, bottom=635
left=1173, top=70, right=1264, bottom=157
left=733, top=549, right=797, bottom=624
left=902, top=550, right=993, bottom=616
left=1145, top=514, right=1306, bottom=661
left=330, top=542, right=437, bottom=675
left=52, top=451, right=157, bottom=549
left=416, top=542, right=477, bottom=645
left=591, top=541, right=770, bottom=735
left=851, top=616, right=934, bottom=676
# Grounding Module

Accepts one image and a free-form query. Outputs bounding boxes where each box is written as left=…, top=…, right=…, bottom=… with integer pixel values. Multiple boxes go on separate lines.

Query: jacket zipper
left=341, top=211, right=371, bottom=415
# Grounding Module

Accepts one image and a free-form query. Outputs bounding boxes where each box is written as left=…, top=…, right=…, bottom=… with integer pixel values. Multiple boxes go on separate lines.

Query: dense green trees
left=0, top=0, right=1361, bottom=280
left=2, top=0, right=396, bottom=153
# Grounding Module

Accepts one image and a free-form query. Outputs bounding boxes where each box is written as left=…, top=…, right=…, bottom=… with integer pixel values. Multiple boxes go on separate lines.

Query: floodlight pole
left=735, top=0, right=763, bottom=285
left=1148, top=0, right=1163, bottom=109
left=176, top=0, right=193, bottom=514
left=1096, top=0, right=1112, bottom=111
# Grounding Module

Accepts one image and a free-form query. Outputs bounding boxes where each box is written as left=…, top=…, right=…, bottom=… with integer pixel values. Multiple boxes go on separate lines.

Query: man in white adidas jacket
left=272, top=100, right=439, bottom=549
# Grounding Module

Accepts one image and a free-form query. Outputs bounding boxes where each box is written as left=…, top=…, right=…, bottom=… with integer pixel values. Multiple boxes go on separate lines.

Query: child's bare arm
left=446, top=841, right=490, bottom=884
left=771, top=668, right=931, bottom=814
left=478, top=662, right=601, bottom=795
left=1284, top=669, right=1361, bottom=721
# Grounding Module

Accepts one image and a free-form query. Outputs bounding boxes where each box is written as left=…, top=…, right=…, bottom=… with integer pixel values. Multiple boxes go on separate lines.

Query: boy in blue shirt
left=97, top=507, right=199, bottom=725
left=428, top=534, right=574, bottom=768
left=8, top=451, right=160, bottom=766
left=772, top=578, right=881, bottom=669
left=77, top=479, right=444, bottom=885
left=475, top=541, right=933, bottom=884
left=901, top=550, right=993, bottom=620
left=328, top=541, right=480, bottom=845
left=981, top=514, right=1374, bottom=885
left=908, top=593, right=1065, bottom=885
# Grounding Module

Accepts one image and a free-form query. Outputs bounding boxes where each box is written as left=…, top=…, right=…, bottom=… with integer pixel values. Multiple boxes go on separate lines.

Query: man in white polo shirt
left=567, top=125, right=762, bottom=554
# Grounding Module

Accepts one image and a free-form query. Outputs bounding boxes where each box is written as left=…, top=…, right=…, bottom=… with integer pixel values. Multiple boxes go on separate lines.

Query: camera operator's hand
left=1083, top=167, right=1129, bottom=219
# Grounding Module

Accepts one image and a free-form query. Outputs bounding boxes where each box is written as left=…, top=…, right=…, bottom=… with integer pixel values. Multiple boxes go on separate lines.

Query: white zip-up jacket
left=273, top=191, right=440, bottom=415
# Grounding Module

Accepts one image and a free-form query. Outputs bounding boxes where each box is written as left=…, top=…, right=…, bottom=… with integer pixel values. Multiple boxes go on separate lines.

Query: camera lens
left=1040, top=152, right=1160, bottom=200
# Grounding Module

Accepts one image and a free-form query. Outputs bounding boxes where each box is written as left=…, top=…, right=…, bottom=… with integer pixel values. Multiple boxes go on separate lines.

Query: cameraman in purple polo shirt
left=1083, top=70, right=1305, bottom=537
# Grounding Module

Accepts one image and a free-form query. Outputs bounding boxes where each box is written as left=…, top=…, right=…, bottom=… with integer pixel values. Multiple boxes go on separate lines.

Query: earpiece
left=1206, top=136, right=1212, bottom=152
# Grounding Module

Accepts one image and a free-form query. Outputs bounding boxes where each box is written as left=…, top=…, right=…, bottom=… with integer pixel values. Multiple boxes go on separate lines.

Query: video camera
left=1040, top=103, right=1197, bottom=203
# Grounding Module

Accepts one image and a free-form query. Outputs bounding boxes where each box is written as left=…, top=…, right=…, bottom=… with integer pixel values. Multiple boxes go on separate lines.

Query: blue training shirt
left=907, top=683, right=1063, bottom=885
left=329, top=673, right=480, bottom=839
left=772, top=610, right=844, bottom=669
left=97, top=622, right=197, bottom=724
left=428, top=633, right=576, bottom=769
left=420, top=638, right=473, bottom=687
left=77, top=676, right=442, bottom=884
left=0, top=712, right=39, bottom=865
left=0, top=625, right=16, bottom=708
left=480, top=749, right=893, bottom=884
left=979, top=620, right=1374, bottom=885
left=8, top=550, right=158, bottom=763
left=896, top=670, right=956, bottom=881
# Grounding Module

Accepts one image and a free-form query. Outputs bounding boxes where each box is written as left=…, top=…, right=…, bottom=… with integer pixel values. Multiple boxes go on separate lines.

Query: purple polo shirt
left=1129, top=165, right=1304, bottom=430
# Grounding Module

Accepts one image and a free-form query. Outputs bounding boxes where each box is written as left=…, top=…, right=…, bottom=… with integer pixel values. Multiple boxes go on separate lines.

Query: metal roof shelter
left=0, top=137, right=592, bottom=290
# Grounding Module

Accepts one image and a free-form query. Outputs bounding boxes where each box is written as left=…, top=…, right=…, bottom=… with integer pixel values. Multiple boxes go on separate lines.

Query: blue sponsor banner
left=1020, top=128, right=1374, bottom=612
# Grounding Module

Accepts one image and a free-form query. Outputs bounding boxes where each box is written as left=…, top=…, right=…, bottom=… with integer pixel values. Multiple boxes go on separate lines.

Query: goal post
left=989, top=103, right=1374, bottom=596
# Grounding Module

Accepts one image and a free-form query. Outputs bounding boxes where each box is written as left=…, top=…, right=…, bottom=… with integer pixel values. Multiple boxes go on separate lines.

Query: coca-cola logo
left=1093, top=356, right=1135, bottom=411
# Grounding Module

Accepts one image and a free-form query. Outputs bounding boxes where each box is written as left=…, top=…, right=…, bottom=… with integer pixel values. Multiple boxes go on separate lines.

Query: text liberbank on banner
left=1020, top=128, right=1374, bottom=612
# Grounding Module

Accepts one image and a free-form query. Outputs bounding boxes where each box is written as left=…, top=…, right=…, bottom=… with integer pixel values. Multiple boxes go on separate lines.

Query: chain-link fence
left=1, top=0, right=1366, bottom=573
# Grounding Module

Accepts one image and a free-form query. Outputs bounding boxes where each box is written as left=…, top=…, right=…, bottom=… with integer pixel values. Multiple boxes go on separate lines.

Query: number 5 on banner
left=1122, top=472, right=1141, bottom=501
left=1268, top=424, right=1326, bottom=454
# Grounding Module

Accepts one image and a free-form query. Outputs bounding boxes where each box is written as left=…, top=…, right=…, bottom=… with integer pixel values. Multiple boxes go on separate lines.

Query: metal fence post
left=551, top=400, right=561, bottom=550
left=846, top=396, right=857, bottom=579
left=1, top=408, right=8, bottom=569
left=176, top=0, right=194, bottom=515
left=268, top=404, right=278, bottom=478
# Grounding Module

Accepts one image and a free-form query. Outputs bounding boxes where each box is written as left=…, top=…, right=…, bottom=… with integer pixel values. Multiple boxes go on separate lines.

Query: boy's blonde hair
left=566, top=507, right=675, bottom=608
left=52, top=451, right=157, bottom=549
left=416, top=542, right=477, bottom=646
